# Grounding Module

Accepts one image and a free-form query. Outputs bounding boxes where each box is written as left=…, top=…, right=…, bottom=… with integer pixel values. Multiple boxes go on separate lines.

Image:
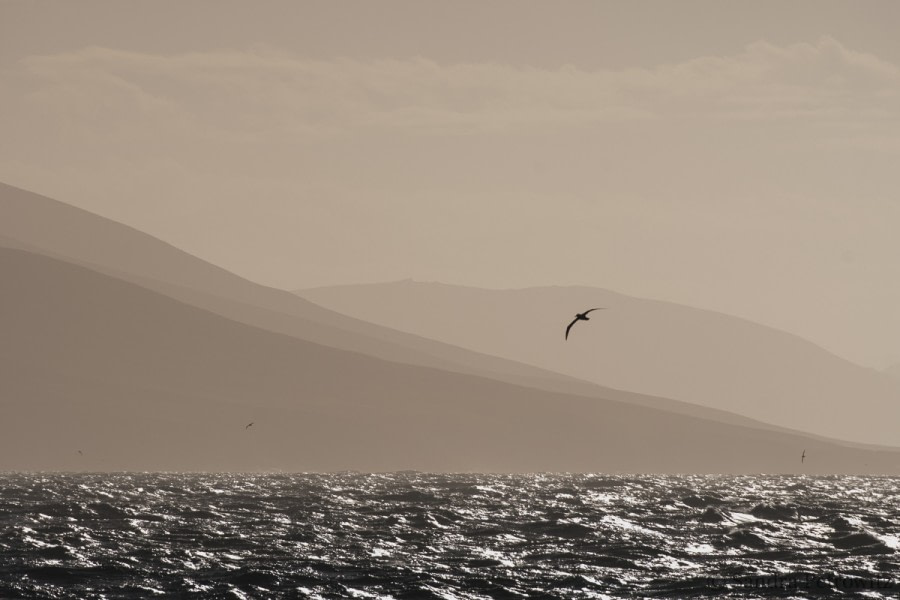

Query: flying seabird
left=801, top=449, right=806, bottom=463
left=565, top=308, right=606, bottom=340
left=245, top=422, right=254, bottom=430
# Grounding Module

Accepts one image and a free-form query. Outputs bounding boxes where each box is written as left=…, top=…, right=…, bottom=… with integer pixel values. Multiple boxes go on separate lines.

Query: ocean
left=1, top=473, right=898, bottom=598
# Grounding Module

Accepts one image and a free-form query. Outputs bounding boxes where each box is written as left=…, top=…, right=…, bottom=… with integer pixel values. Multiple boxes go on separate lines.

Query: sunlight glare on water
left=1, top=473, right=898, bottom=598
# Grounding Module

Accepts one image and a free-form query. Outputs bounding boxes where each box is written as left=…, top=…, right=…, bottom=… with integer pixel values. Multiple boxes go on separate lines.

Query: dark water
left=1, top=474, right=899, bottom=599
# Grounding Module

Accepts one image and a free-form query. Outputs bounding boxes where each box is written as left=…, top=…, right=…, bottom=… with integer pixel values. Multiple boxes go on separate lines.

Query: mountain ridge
left=3, top=181, right=898, bottom=471
left=300, top=280, right=900, bottom=447
left=0, top=181, right=828, bottom=442
left=6, top=246, right=895, bottom=472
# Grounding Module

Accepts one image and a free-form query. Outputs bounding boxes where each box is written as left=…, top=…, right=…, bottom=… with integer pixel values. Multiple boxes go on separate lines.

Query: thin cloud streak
left=7, top=37, right=900, bottom=142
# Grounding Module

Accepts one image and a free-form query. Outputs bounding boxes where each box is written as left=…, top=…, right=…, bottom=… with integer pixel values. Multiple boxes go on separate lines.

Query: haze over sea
left=2, top=473, right=899, bottom=599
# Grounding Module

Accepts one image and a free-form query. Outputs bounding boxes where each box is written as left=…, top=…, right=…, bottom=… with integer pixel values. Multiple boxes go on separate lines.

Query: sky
left=2, top=0, right=900, bottom=369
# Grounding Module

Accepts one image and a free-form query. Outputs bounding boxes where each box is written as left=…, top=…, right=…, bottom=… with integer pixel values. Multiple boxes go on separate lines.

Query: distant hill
left=3, top=181, right=898, bottom=472
left=0, top=182, right=557, bottom=386
left=2, top=247, right=896, bottom=473
left=300, top=281, right=900, bottom=447
left=0, top=181, right=813, bottom=439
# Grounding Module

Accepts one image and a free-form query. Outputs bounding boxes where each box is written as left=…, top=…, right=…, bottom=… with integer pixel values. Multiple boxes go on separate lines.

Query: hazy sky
left=2, top=1, right=900, bottom=369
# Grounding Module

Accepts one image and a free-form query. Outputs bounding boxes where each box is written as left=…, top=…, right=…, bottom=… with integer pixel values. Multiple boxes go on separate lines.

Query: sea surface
left=1, top=473, right=899, bottom=599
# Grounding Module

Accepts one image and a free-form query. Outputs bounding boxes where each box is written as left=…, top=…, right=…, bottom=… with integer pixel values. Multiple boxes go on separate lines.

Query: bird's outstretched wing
left=565, top=318, right=579, bottom=340
left=584, top=308, right=606, bottom=315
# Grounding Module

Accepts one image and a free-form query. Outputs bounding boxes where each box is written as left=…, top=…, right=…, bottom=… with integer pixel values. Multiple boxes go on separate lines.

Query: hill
left=2, top=247, right=896, bottom=473
left=301, top=281, right=900, bottom=447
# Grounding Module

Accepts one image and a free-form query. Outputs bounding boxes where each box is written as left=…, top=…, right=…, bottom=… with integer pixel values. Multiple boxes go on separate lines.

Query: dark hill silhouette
left=0, top=181, right=824, bottom=440
left=2, top=247, right=898, bottom=473
left=0, top=182, right=553, bottom=387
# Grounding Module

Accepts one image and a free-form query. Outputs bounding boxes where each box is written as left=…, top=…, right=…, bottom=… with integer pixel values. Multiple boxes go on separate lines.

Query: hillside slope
left=301, top=281, right=900, bottom=447
left=3, top=248, right=895, bottom=473
left=0, top=181, right=813, bottom=438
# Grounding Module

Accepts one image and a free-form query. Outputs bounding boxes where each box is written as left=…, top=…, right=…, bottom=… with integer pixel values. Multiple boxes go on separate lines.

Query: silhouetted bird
left=565, top=308, right=606, bottom=340
left=245, top=422, right=254, bottom=430
left=77, top=450, right=83, bottom=455
left=801, top=449, right=806, bottom=463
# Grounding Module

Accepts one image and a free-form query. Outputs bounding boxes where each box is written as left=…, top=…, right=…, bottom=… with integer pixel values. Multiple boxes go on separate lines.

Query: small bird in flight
left=565, top=308, right=606, bottom=340
left=245, top=422, right=254, bottom=430
left=77, top=450, right=83, bottom=455
left=801, top=449, right=806, bottom=463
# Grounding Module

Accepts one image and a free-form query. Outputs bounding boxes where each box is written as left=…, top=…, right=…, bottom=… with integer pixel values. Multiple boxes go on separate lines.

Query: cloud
left=4, top=37, right=898, bottom=147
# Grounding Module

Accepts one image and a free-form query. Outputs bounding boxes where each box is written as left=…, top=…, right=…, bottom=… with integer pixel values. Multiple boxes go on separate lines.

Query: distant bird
left=801, top=449, right=806, bottom=464
left=565, top=308, right=606, bottom=340
left=245, top=422, right=254, bottom=430
left=77, top=450, right=83, bottom=455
